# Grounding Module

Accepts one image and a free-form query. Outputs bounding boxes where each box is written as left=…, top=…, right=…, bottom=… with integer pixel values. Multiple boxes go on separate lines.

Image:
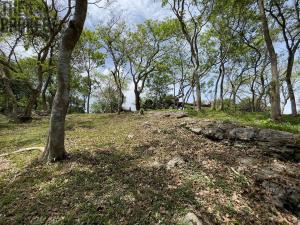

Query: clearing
left=0, top=112, right=299, bottom=224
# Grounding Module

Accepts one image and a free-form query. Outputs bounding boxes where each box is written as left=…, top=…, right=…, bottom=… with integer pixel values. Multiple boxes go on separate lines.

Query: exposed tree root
left=0, top=147, right=44, bottom=157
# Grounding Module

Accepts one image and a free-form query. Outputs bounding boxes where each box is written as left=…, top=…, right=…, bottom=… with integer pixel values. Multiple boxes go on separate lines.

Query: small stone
left=166, top=156, right=184, bottom=170
left=127, top=134, right=134, bottom=139
left=175, top=112, right=188, bottom=119
left=180, top=212, right=203, bottom=225
left=190, top=127, right=202, bottom=135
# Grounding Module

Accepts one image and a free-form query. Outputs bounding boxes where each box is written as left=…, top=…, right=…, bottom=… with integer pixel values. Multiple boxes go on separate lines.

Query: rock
left=127, top=134, right=134, bottom=139
left=229, top=128, right=257, bottom=141
left=202, top=128, right=225, bottom=141
left=257, top=129, right=297, bottom=146
left=283, top=191, right=300, bottom=217
left=148, top=160, right=162, bottom=168
left=190, top=127, right=202, bottom=135
left=180, top=212, right=203, bottom=225
left=175, top=112, right=188, bottom=119
left=166, top=156, right=184, bottom=170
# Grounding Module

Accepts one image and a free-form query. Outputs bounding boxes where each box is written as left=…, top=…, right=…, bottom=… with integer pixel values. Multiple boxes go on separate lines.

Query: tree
left=162, top=0, right=214, bottom=111
left=92, top=74, right=119, bottom=113
left=258, top=0, right=281, bottom=120
left=42, top=0, right=88, bottom=162
left=126, top=20, right=176, bottom=111
left=22, top=0, right=72, bottom=118
left=73, top=30, right=105, bottom=113
left=97, top=20, right=129, bottom=114
left=266, top=0, right=300, bottom=116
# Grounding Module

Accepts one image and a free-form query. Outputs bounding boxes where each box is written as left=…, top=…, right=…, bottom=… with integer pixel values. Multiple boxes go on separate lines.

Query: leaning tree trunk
left=286, top=55, right=297, bottom=116
left=42, top=0, right=88, bottom=162
left=258, top=0, right=281, bottom=121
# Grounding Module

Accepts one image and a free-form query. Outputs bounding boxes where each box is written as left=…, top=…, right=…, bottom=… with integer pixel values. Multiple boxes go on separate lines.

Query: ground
left=0, top=112, right=299, bottom=225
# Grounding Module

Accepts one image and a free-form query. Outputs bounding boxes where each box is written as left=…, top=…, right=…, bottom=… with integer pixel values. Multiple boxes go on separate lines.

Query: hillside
left=0, top=113, right=299, bottom=224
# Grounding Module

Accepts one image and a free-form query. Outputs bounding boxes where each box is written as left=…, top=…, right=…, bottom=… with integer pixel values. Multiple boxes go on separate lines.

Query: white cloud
left=86, top=0, right=172, bottom=28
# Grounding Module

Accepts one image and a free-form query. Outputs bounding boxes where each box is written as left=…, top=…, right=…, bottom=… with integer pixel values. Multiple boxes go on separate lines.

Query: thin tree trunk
left=117, top=90, right=124, bottom=115
left=258, top=0, right=281, bottom=121
left=219, top=61, right=225, bottom=111
left=86, top=70, right=91, bottom=114
left=87, top=93, right=90, bottom=113
left=213, top=66, right=222, bottom=110
left=42, top=47, right=54, bottom=112
left=194, top=71, right=201, bottom=111
left=286, top=55, right=297, bottom=116
left=42, top=75, right=52, bottom=112
left=42, top=0, right=88, bottom=162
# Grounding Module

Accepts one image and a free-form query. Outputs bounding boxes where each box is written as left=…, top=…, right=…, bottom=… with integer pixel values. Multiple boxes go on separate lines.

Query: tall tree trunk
left=42, top=47, right=54, bottom=112
left=194, top=71, right=201, bottom=111
left=232, top=90, right=237, bottom=112
left=286, top=55, right=297, bottom=116
left=87, top=92, right=90, bottom=114
left=86, top=71, right=91, bottom=114
left=134, top=89, right=141, bottom=111
left=42, top=0, right=88, bottom=162
left=251, top=85, right=256, bottom=112
left=117, top=90, right=124, bottom=115
left=42, top=75, right=52, bottom=112
left=219, top=61, right=225, bottom=111
left=258, top=0, right=281, bottom=121
left=213, top=66, right=222, bottom=110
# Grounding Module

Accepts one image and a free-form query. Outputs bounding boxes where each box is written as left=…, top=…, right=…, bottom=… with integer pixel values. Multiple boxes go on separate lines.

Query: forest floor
left=0, top=112, right=299, bottom=225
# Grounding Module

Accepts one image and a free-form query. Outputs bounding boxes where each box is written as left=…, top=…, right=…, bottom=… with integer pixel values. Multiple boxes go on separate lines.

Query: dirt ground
left=0, top=112, right=299, bottom=224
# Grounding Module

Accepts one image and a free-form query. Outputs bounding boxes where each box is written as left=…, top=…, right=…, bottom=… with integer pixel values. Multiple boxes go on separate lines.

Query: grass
left=185, top=109, right=300, bottom=133
left=0, top=112, right=299, bottom=224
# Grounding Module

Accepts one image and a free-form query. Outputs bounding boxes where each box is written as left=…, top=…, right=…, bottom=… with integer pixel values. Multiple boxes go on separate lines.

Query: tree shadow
left=0, top=149, right=216, bottom=224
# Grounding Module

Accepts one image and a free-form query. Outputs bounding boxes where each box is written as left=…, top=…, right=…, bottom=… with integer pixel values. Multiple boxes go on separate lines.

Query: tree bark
left=258, top=0, right=281, bottom=121
left=194, top=71, right=201, bottom=111
left=86, top=70, right=92, bottom=114
left=286, top=55, right=297, bottom=116
left=219, top=61, right=225, bottom=111
left=134, top=89, right=141, bottom=111
left=117, top=90, right=124, bottom=115
left=42, top=47, right=54, bottom=112
left=213, top=66, right=222, bottom=110
left=42, top=0, right=88, bottom=162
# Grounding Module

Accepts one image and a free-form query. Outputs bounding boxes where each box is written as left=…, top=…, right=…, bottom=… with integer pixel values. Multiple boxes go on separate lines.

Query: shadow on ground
left=0, top=149, right=216, bottom=225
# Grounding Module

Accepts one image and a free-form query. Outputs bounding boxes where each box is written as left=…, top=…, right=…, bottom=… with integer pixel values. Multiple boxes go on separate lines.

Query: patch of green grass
left=186, top=109, right=300, bottom=133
